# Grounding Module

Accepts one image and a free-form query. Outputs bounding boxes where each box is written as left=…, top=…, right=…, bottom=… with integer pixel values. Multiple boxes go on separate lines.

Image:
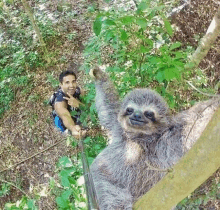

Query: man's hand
left=71, top=125, right=87, bottom=139
left=63, top=92, right=81, bottom=108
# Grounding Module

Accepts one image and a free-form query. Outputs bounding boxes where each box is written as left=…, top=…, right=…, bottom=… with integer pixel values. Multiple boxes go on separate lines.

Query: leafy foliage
left=54, top=135, right=106, bottom=209
left=0, top=0, right=62, bottom=118
left=4, top=196, right=38, bottom=210
left=77, top=83, right=99, bottom=128
left=83, top=0, right=201, bottom=110
left=0, top=183, right=11, bottom=197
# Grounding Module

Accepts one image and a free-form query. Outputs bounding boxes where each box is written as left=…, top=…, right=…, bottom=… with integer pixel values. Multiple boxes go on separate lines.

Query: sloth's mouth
left=129, top=118, right=148, bottom=126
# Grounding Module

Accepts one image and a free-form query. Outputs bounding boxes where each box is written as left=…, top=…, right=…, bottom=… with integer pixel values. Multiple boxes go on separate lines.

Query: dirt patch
left=172, top=0, right=220, bottom=88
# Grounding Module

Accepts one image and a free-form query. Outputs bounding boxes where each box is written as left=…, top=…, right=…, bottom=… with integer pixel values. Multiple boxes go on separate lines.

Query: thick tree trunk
left=133, top=107, right=220, bottom=210
left=186, top=6, right=220, bottom=69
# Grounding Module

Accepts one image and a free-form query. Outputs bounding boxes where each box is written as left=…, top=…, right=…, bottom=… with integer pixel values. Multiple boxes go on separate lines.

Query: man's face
left=60, top=74, right=77, bottom=95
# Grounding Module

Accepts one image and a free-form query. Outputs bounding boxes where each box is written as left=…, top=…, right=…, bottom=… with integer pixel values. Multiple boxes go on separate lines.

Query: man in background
left=49, top=70, right=85, bottom=138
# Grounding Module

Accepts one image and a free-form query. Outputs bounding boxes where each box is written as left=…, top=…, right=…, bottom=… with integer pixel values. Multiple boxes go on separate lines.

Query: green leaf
left=61, top=175, right=70, bottom=187
left=173, top=61, right=184, bottom=68
left=49, top=178, right=55, bottom=189
left=137, top=18, right=147, bottom=29
left=104, top=19, right=115, bottom=26
left=108, top=66, right=121, bottom=72
left=84, top=137, right=91, bottom=144
left=56, top=196, right=69, bottom=208
left=71, top=110, right=78, bottom=117
left=87, top=157, right=95, bottom=165
left=149, top=56, right=161, bottom=65
left=58, top=156, right=73, bottom=168
left=163, top=19, right=173, bottom=36
left=164, top=68, right=179, bottom=81
left=203, top=196, right=210, bottom=205
left=140, top=45, right=150, bottom=53
left=27, top=199, right=37, bottom=210
left=87, top=5, right=95, bottom=12
left=59, top=168, right=74, bottom=187
left=105, top=30, right=115, bottom=41
left=72, top=188, right=81, bottom=201
left=120, top=16, right=134, bottom=25
left=93, top=17, right=102, bottom=36
left=156, top=71, right=165, bottom=83
left=137, top=1, right=150, bottom=13
left=170, top=42, right=181, bottom=51
left=145, top=38, right=154, bottom=47
left=5, top=204, right=19, bottom=209
left=61, top=189, right=72, bottom=200
left=68, top=176, right=77, bottom=185
left=120, top=30, right=128, bottom=41
left=152, top=5, right=165, bottom=12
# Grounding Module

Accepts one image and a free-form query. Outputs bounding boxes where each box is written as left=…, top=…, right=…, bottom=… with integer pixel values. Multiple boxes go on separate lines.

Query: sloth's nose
left=133, top=112, right=142, bottom=120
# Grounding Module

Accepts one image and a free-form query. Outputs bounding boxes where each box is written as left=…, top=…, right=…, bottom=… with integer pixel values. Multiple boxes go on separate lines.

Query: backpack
left=49, top=91, right=58, bottom=109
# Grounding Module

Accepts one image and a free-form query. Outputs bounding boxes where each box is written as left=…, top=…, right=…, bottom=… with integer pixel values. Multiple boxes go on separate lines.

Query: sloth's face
left=119, top=103, right=160, bottom=135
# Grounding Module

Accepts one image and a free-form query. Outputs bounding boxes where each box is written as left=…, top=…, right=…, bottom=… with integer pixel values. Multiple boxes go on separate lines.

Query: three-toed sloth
left=89, top=67, right=219, bottom=210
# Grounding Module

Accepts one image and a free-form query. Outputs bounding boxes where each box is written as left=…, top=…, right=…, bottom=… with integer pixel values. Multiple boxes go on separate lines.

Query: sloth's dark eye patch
left=144, top=111, right=156, bottom=122
left=125, top=107, right=134, bottom=115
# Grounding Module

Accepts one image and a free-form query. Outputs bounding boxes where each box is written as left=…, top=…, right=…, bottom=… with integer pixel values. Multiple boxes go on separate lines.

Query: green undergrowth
left=4, top=197, right=38, bottom=210
left=0, top=0, right=62, bottom=119
left=82, top=0, right=217, bottom=111
left=54, top=135, right=107, bottom=210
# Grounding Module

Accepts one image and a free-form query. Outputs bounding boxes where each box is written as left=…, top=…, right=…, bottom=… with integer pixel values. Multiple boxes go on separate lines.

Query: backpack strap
left=49, top=92, right=58, bottom=109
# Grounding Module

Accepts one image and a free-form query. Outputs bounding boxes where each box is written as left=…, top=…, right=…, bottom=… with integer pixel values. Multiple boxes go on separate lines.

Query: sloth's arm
left=90, top=67, right=122, bottom=135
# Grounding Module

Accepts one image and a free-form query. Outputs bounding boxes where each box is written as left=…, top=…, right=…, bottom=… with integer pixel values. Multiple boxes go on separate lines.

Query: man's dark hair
left=59, top=70, right=77, bottom=83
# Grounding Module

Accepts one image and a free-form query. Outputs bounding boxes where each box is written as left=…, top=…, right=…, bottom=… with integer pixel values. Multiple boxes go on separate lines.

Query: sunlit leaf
left=104, top=19, right=116, bottom=26
left=84, top=137, right=91, bottom=144
left=27, top=200, right=37, bottom=210
left=163, top=19, right=173, bottom=36
left=164, top=68, right=179, bottom=81
left=170, top=42, right=181, bottom=51
left=56, top=196, right=69, bottom=208
left=137, top=18, right=147, bottom=29
left=58, top=156, right=73, bottom=168
left=38, top=186, right=47, bottom=197
left=120, top=30, right=128, bottom=41
left=61, top=190, right=72, bottom=200
left=137, top=1, right=150, bottom=13
left=61, top=175, right=70, bottom=187
left=140, top=45, right=150, bottom=53
left=105, top=30, right=115, bottom=41
left=156, top=71, right=165, bottom=83
left=120, top=16, right=134, bottom=25
left=93, top=17, right=102, bottom=36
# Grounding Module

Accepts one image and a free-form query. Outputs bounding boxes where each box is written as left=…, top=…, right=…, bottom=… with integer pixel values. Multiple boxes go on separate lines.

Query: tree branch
left=0, top=178, right=30, bottom=198
left=21, top=0, right=50, bottom=62
left=0, top=139, right=66, bottom=174
left=134, top=107, right=220, bottom=209
left=186, top=6, right=220, bottom=69
left=187, top=81, right=220, bottom=97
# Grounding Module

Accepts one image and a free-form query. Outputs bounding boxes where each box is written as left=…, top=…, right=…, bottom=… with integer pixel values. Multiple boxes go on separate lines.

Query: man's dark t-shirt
left=50, top=87, right=81, bottom=128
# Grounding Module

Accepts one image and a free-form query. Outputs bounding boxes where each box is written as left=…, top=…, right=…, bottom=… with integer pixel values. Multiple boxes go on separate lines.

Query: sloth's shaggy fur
left=90, top=67, right=219, bottom=210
